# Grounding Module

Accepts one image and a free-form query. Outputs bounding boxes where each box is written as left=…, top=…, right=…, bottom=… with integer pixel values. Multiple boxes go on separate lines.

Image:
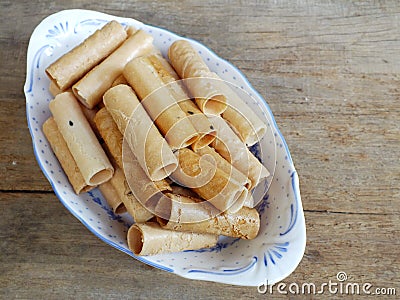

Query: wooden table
left=1, top=1, right=399, bottom=298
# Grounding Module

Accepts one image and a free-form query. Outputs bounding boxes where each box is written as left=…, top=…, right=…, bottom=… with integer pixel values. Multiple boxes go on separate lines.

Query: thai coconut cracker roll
left=168, top=40, right=227, bottom=116
left=42, top=117, right=94, bottom=194
left=99, top=180, right=126, bottom=214
left=127, top=222, right=218, bottom=256
left=110, top=167, right=154, bottom=223
left=49, top=92, right=114, bottom=185
left=123, top=56, right=198, bottom=149
left=145, top=54, right=216, bottom=150
left=209, top=116, right=270, bottom=191
left=170, top=148, right=247, bottom=213
left=103, top=84, right=178, bottom=181
left=195, top=145, right=250, bottom=189
left=215, top=76, right=268, bottom=146
left=156, top=193, right=260, bottom=239
left=94, top=107, right=124, bottom=169
left=73, top=30, right=154, bottom=109
left=122, top=145, right=172, bottom=210
left=46, top=20, right=127, bottom=91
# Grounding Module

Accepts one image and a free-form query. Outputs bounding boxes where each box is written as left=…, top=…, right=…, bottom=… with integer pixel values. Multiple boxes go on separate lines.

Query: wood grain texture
left=0, top=0, right=399, bottom=298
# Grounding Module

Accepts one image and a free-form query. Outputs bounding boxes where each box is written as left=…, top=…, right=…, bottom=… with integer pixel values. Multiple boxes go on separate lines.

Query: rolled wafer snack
left=145, top=54, right=216, bottom=150
left=49, top=81, right=64, bottom=97
left=170, top=148, right=247, bottom=212
left=209, top=116, right=270, bottom=191
left=42, top=117, right=94, bottom=194
left=156, top=193, right=260, bottom=239
left=216, top=78, right=267, bottom=146
left=103, top=84, right=178, bottom=181
left=127, top=222, right=218, bottom=255
left=99, top=180, right=126, bottom=214
left=123, top=56, right=198, bottom=149
left=94, top=107, right=123, bottom=169
left=49, top=92, right=114, bottom=185
left=46, top=21, right=127, bottom=91
left=110, top=167, right=153, bottom=223
left=73, top=30, right=154, bottom=109
left=195, top=145, right=250, bottom=189
left=168, top=40, right=227, bottom=116
left=94, top=102, right=172, bottom=199
left=122, top=139, right=172, bottom=210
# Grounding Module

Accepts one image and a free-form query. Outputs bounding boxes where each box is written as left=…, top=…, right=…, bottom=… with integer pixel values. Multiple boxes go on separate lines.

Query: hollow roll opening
left=203, top=94, right=227, bottom=116
left=191, top=132, right=216, bottom=151
left=88, top=168, right=114, bottom=186
left=127, top=225, right=144, bottom=255
left=150, top=161, right=178, bottom=181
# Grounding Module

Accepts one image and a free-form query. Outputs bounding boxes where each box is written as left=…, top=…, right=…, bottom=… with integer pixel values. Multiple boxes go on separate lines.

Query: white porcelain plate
left=24, top=9, right=306, bottom=286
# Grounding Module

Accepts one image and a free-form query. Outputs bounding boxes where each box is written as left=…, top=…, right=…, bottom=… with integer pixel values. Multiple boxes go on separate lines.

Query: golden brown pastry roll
left=94, top=107, right=123, bottom=169
left=123, top=56, right=198, bottom=149
left=170, top=148, right=246, bottom=212
left=103, top=84, right=178, bottom=181
left=109, top=167, right=153, bottom=223
left=145, top=54, right=216, bottom=150
left=156, top=193, right=260, bottom=239
left=42, top=117, right=94, bottom=194
left=127, top=222, right=218, bottom=255
left=73, top=30, right=154, bottom=109
left=99, top=180, right=126, bottom=214
left=195, top=145, right=250, bottom=189
left=49, top=92, right=114, bottom=186
left=168, top=40, right=227, bottom=115
left=209, top=116, right=270, bottom=191
left=218, top=80, right=267, bottom=146
left=46, top=20, right=127, bottom=91
left=122, top=142, right=172, bottom=210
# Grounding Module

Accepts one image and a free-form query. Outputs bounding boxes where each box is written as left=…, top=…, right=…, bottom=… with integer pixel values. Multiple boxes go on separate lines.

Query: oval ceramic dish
left=24, top=9, right=306, bottom=286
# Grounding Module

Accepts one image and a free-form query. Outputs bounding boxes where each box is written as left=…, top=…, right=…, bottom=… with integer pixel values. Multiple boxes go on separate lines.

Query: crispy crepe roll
left=127, top=222, right=218, bottom=255
left=168, top=40, right=227, bottom=115
left=94, top=107, right=124, bottom=169
left=103, top=84, right=178, bottom=181
left=99, top=180, right=126, bottom=214
left=217, top=80, right=267, bottom=146
left=46, top=20, right=127, bottom=91
left=170, top=148, right=246, bottom=212
left=110, top=167, right=153, bottom=223
left=123, top=56, right=198, bottom=149
left=156, top=193, right=260, bottom=239
left=123, top=145, right=172, bottom=212
left=145, top=54, right=216, bottom=150
left=195, top=145, right=250, bottom=189
left=49, top=92, right=114, bottom=185
left=73, top=30, right=154, bottom=109
left=210, top=116, right=270, bottom=191
left=42, top=117, right=94, bottom=194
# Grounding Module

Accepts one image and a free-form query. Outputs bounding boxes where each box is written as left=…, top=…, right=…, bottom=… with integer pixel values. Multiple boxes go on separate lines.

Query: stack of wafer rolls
left=123, top=56, right=199, bottom=149
left=43, top=20, right=273, bottom=256
left=103, top=84, right=178, bottom=181
left=73, top=30, right=154, bottom=109
left=168, top=40, right=268, bottom=146
left=46, top=20, right=128, bottom=91
left=143, top=54, right=217, bottom=150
